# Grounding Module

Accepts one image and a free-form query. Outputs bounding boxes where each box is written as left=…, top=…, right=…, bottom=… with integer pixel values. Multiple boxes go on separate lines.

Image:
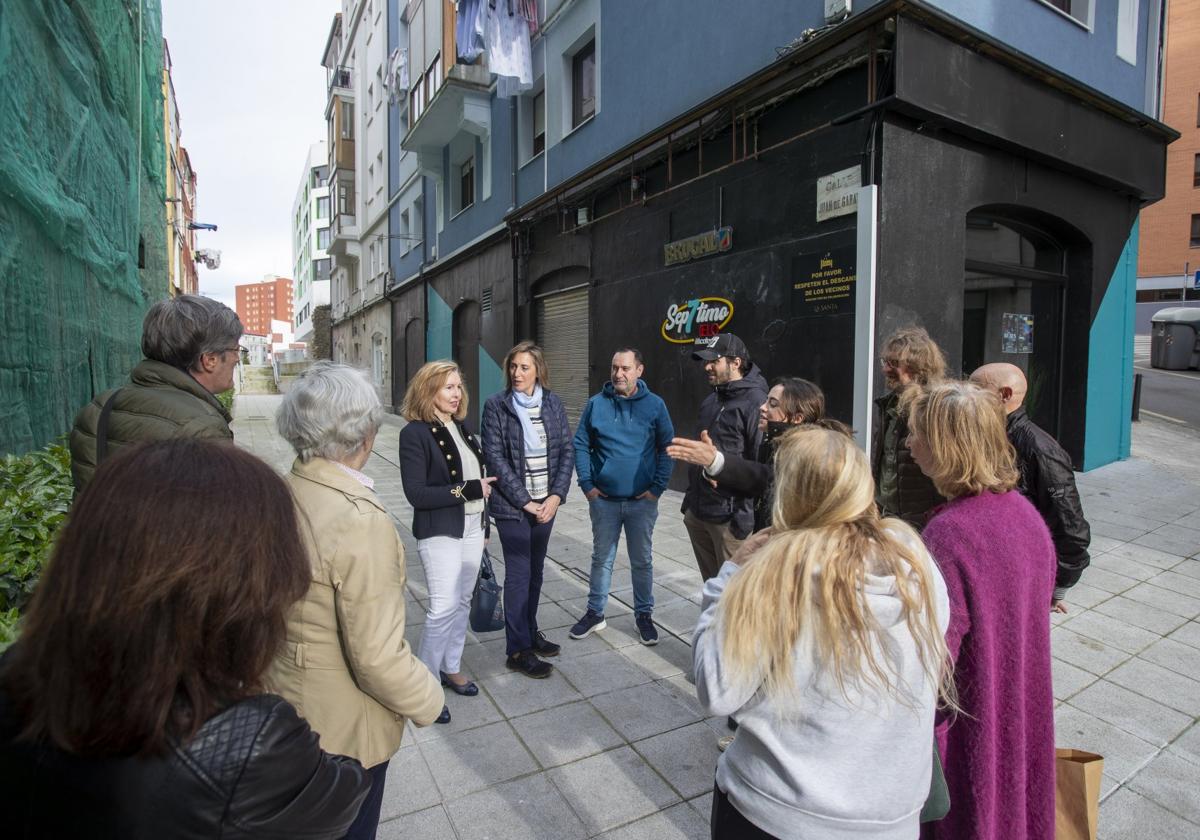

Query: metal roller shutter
left=537, top=286, right=590, bottom=428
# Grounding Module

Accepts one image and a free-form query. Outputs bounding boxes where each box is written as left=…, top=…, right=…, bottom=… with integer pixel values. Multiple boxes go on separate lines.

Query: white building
left=322, top=1, right=394, bottom=406
left=291, top=141, right=331, bottom=345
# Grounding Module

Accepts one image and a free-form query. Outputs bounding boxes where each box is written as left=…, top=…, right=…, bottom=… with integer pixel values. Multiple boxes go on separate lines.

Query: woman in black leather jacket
left=0, top=439, right=369, bottom=839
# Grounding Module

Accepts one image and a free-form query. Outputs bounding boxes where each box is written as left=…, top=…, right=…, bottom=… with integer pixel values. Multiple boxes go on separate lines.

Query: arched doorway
left=404, top=317, right=424, bottom=392
left=453, top=300, right=481, bottom=430
left=963, top=213, right=1067, bottom=437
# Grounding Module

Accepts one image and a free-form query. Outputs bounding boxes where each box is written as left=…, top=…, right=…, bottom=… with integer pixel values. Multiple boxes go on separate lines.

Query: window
left=337, top=182, right=354, bottom=215
left=1116, top=0, right=1137, bottom=64
left=533, top=90, right=546, bottom=156
left=317, top=227, right=330, bottom=250
left=410, top=81, right=425, bottom=123
left=1039, top=0, right=1092, bottom=28
left=340, top=100, right=354, bottom=139
left=426, top=54, right=443, bottom=101
left=572, top=40, right=596, bottom=128
left=460, top=158, right=475, bottom=212
left=400, top=209, right=411, bottom=252
left=1195, top=154, right=1200, bottom=189
left=316, top=196, right=329, bottom=219
left=1192, top=215, right=1200, bottom=248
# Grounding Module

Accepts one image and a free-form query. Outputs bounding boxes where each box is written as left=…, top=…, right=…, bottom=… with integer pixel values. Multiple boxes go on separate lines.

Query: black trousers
left=343, top=760, right=389, bottom=840
left=495, top=512, right=554, bottom=656
left=710, top=783, right=779, bottom=840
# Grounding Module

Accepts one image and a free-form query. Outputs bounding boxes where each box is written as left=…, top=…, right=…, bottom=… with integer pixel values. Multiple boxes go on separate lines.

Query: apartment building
left=381, top=0, right=1170, bottom=471
left=322, top=1, right=394, bottom=407
left=292, top=142, right=332, bottom=346
left=164, top=39, right=200, bottom=297
left=236, top=276, right=294, bottom=338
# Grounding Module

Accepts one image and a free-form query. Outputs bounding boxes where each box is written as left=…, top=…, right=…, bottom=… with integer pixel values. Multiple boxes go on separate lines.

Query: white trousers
left=416, top=513, right=485, bottom=676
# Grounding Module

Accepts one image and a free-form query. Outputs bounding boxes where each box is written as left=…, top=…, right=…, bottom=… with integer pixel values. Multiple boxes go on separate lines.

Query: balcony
left=328, top=211, right=360, bottom=259
left=401, top=63, right=492, bottom=177
left=329, top=64, right=352, bottom=93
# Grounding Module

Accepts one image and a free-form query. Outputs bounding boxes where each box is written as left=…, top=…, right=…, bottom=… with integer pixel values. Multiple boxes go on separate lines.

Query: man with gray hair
left=70, top=294, right=244, bottom=490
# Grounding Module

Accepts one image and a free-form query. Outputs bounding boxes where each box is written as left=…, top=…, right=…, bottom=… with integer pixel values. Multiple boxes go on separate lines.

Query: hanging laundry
left=520, top=0, right=538, bottom=35
left=455, top=0, right=486, bottom=63
left=384, top=47, right=409, bottom=105
left=484, top=0, right=532, bottom=98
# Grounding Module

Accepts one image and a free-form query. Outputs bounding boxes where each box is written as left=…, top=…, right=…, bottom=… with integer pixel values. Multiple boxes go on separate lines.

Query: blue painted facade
left=389, top=0, right=1167, bottom=468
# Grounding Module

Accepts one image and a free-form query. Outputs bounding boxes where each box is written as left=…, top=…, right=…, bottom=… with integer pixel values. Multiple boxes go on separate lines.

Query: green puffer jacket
left=69, top=360, right=233, bottom=491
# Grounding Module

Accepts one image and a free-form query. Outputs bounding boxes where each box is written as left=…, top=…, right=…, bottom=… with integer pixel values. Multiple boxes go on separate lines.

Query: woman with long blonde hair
left=907, top=381, right=1056, bottom=840
left=692, top=426, right=951, bottom=839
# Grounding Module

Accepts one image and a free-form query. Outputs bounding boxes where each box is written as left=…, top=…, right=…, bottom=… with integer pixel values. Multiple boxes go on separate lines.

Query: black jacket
left=480, top=390, right=573, bottom=520
left=712, top=420, right=792, bottom=534
left=399, top=419, right=488, bottom=539
left=1007, top=407, right=1091, bottom=592
left=0, top=691, right=368, bottom=839
left=871, top=390, right=944, bottom=531
left=682, top=364, right=769, bottom=539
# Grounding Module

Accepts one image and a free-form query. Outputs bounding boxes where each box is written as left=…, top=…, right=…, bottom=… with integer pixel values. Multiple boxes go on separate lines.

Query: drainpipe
left=509, top=97, right=520, bottom=344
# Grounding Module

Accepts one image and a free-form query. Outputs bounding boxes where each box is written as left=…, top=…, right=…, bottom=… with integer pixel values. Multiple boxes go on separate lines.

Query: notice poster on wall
left=792, top=246, right=857, bottom=318
left=1002, top=313, right=1034, bottom=354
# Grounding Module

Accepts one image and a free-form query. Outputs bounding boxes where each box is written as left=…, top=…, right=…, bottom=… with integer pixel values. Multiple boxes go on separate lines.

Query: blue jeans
left=587, top=496, right=658, bottom=615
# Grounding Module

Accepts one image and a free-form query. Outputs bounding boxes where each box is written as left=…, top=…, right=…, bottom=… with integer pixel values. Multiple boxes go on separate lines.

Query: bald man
left=971, top=363, right=1091, bottom=612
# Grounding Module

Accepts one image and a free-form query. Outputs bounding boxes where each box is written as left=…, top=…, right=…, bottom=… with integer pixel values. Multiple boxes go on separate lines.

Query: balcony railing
left=329, top=65, right=353, bottom=92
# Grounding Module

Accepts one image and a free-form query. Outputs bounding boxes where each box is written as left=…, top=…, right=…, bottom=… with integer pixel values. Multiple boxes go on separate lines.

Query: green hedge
left=0, top=441, right=73, bottom=648
left=216, top=388, right=234, bottom=413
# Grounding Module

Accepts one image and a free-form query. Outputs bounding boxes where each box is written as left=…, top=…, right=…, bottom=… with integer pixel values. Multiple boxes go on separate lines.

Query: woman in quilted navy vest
left=481, top=342, right=574, bottom=678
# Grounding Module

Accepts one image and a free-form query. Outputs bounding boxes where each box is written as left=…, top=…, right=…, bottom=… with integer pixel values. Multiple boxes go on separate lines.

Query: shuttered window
left=536, top=286, right=590, bottom=428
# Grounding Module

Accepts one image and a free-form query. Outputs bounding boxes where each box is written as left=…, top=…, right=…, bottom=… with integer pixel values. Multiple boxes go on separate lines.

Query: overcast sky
left=162, top=0, right=335, bottom=308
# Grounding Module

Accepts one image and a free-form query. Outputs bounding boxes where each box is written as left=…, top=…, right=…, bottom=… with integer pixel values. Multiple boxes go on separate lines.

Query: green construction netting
left=0, top=0, right=167, bottom=455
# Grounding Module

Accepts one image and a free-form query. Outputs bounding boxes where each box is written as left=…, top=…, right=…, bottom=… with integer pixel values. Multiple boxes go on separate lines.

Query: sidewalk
left=232, top=395, right=1200, bottom=839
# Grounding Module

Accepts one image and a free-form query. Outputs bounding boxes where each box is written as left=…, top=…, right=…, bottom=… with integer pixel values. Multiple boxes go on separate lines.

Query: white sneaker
left=717, top=735, right=735, bottom=752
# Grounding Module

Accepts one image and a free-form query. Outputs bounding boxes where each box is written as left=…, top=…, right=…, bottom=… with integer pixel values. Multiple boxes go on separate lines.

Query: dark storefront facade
left=497, top=4, right=1171, bottom=483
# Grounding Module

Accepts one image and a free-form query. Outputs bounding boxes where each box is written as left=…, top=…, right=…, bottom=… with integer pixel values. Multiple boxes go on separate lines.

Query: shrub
left=216, top=388, right=234, bottom=413
left=0, top=441, right=73, bottom=646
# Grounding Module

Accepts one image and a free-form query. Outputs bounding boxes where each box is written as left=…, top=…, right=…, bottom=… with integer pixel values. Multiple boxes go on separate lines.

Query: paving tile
left=1120, top=583, right=1200, bottom=620
left=1098, top=787, right=1199, bottom=839
left=555, top=648, right=656, bottom=697
left=547, top=745, right=681, bottom=835
left=1166, top=621, right=1200, bottom=650
left=620, top=635, right=694, bottom=680
left=379, top=745, right=443, bottom=820
left=1078, top=566, right=1140, bottom=595
left=1126, top=751, right=1200, bottom=824
left=1087, top=534, right=1127, bottom=554
left=533, top=600, right=578, bottom=630
left=377, top=805, right=455, bottom=840
left=446, top=772, right=587, bottom=840
left=1148, top=570, right=1200, bottom=601
left=482, top=669, right=583, bottom=718
left=1105, top=657, right=1200, bottom=717
left=656, top=675, right=708, bottom=717
left=594, top=801, right=710, bottom=840
left=554, top=627, right=620, bottom=659
left=590, top=681, right=704, bottom=742
left=688, top=791, right=714, bottom=819
left=560, top=594, right=632, bottom=617
left=1059, top=582, right=1112, bottom=610
left=1170, top=559, right=1200, bottom=581
left=651, top=599, right=702, bottom=636
left=1050, top=627, right=1132, bottom=675
left=457, top=636, right=513, bottom=680
left=1054, top=704, right=1158, bottom=781
left=539, top=576, right=590, bottom=601
left=1106, top=542, right=1189, bottom=571
left=1091, top=553, right=1158, bottom=582
left=1090, top=519, right=1150, bottom=543
left=1091, top=509, right=1171, bottom=531
left=509, top=700, right=624, bottom=768
left=1060, top=610, right=1162, bottom=654
left=1133, top=531, right=1200, bottom=560
left=410, top=693, right=505, bottom=749
left=1068, top=679, right=1192, bottom=745
left=1092, top=595, right=1190, bottom=636
left=1167, top=723, right=1200, bottom=768
left=593, top=611, right=651, bottom=648
left=419, top=721, right=539, bottom=798
left=1052, top=656, right=1099, bottom=701
left=1140, top=638, right=1200, bottom=681
left=633, top=721, right=722, bottom=799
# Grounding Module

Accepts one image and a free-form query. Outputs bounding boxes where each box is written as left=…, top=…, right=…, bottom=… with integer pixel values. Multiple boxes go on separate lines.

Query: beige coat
left=266, top=457, right=444, bottom=768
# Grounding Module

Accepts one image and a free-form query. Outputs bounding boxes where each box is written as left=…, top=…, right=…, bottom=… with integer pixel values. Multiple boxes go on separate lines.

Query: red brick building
left=235, top=277, right=294, bottom=336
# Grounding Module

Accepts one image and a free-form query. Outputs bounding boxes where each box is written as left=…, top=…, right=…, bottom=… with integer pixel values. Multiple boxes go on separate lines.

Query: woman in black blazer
left=398, top=361, right=495, bottom=725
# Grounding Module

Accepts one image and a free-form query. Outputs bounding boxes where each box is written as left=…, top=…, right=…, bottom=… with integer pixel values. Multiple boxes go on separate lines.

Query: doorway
left=453, top=300, right=481, bottom=430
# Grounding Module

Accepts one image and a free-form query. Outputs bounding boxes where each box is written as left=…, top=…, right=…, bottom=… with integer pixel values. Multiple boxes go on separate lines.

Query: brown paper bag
left=1055, top=748, right=1104, bottom=840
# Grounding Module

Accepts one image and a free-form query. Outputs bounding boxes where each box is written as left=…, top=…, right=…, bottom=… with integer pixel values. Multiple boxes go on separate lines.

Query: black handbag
left=469, top=547, right=505, bottom=633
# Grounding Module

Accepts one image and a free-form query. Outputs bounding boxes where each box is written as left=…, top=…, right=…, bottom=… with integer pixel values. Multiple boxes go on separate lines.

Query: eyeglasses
left=218, top=345, right=248, bottom=356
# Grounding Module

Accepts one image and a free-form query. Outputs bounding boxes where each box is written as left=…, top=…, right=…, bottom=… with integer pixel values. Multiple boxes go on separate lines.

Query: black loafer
left=435, top=705, right=451, bottom=724
left=506, top=650, right=553, bottom=679
left=440, top=672, right=479, bottom=696
left=533, top=631, right=561, bottom=657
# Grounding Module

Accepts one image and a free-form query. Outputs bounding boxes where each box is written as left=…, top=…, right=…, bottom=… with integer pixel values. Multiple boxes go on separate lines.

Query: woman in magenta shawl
left=906, top=381, right=1056, bottom=840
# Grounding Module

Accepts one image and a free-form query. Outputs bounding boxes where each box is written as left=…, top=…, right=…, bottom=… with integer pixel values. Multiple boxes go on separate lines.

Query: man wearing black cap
left=683, top=333, right=769, bottom=580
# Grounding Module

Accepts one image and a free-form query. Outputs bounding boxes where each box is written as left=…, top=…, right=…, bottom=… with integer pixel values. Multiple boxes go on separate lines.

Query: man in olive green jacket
left=70, top=295, right=241, bottom=491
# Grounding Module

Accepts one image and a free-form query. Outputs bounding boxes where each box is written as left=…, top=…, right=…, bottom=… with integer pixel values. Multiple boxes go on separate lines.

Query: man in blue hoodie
left=570, top=348, right=675, bottom=646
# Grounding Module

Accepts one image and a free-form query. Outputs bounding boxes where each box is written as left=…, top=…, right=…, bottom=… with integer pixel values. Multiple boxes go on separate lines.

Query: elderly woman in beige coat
left=268, top=362, right=444, bottom=840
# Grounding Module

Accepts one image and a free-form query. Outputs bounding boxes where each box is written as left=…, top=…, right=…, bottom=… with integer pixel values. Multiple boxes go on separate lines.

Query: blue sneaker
left=635, top=612, right=659, bottom=646
left=569, top=609, right=607, bottom=639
